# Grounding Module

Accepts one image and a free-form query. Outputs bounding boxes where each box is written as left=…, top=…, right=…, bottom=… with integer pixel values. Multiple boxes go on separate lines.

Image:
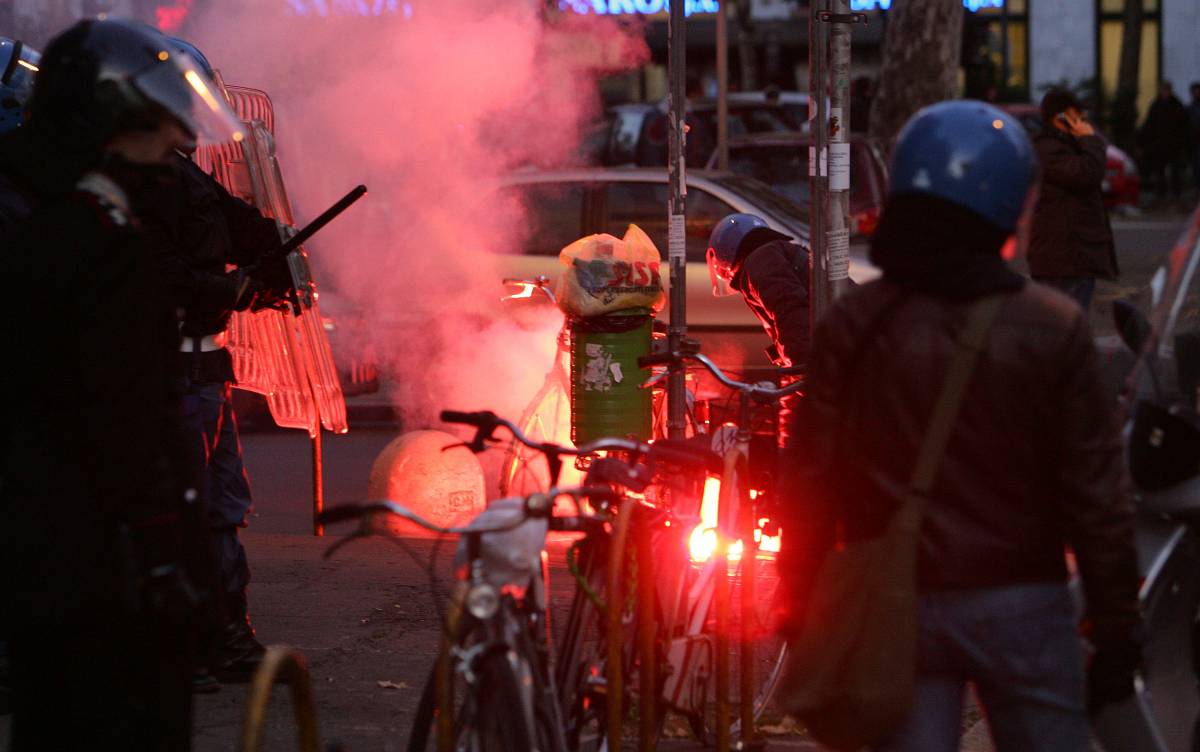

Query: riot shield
left=193, top=81, right=348, bottom=437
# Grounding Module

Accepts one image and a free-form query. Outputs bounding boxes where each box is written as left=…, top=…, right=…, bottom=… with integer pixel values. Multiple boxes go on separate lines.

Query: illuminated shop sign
left=850, top=0, right=1003, bottom=10
left=284, top=0, right=414, bottom=16
left=559, top=0, right=720, bottom=15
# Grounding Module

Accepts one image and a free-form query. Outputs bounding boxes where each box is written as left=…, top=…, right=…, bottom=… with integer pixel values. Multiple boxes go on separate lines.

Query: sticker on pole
left=828, top=228, right=850, bottom=281
left=669, top=213, right=686, bottom=262
left=829, top=142, right=851, bottom=191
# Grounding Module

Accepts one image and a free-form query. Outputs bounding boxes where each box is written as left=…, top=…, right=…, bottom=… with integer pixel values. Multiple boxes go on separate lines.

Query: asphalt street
left=0, top=214, right=1189, bottom=752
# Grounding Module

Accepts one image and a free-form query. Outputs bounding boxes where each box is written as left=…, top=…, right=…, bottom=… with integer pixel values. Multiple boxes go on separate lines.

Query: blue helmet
left=706, top=213, right=789, bottom=296
left=0, top=38, right=40, bottom=134
left=889, top=100, right=1036, bottom=232
left=170, top=37, right=215, bottom=81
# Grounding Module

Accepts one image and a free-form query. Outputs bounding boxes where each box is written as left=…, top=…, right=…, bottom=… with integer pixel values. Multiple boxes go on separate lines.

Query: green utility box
left=569, top=309, right=653, bottom=444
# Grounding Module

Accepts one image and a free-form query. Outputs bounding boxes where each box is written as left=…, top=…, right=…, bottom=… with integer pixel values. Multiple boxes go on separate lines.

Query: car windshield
left=710, top=173, right=810, bottom=239
left=724, top=143, right=877, bottom=211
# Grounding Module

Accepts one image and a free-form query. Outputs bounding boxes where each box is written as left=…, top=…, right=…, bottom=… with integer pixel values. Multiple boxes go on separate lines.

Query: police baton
left=281, top=183, right=368, bottom=253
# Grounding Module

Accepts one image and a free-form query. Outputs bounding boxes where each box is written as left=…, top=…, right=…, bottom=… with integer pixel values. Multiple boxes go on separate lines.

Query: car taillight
left=852, top=207, right=881, bottom=237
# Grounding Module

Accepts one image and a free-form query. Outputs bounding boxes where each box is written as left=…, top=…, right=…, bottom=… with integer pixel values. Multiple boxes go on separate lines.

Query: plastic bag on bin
left=555, top=224, right=666, bottom=318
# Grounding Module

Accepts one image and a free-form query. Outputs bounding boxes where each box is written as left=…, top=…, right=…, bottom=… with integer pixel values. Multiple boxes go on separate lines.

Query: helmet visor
left=130, top=48, right=243, bottom=146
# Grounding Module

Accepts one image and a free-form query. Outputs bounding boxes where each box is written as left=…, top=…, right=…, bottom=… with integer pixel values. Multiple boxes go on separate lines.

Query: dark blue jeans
left=874, top=583, right=1090, bottom=752
left=1034, top=276, right=1096, bottom=313
left=181, top=380, right=253, bottom=595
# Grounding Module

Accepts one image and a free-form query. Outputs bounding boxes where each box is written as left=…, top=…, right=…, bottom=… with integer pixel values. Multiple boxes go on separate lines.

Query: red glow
left=687, top=480, right=781, bottom=565
left=156, top=0, right=193, bottom=33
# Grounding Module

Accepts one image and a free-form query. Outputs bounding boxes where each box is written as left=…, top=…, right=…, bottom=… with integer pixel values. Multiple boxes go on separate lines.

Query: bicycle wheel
left=408, top=621, right=537, bottom=752
left=675, top=457, right=787, bottom=745
left=500, top=372, right=581, bottom=496
left=557, top=536, right=635, bottom=752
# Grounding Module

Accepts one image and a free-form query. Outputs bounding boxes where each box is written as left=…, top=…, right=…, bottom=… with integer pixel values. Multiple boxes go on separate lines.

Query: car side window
left=508, top=182, right=587, bottom=256
left=602, top=182, right=735, bottom=262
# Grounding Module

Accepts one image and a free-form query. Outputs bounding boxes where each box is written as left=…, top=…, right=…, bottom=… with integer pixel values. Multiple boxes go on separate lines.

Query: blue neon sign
left=559, top=0, right=720, bottom=15
left=850, top=0, right=1003, bottom=10
left=284, top=0, right=415, bottom=17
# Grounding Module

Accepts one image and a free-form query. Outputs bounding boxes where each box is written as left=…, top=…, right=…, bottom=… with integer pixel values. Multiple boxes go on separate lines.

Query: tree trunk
left=868, top=0, right=964, bottom=149
left=1111, top=0, right=1142, bottom=152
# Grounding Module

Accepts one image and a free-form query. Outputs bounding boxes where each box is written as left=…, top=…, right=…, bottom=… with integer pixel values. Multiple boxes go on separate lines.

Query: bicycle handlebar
left=438, top=409, right=721, bottom=473
left=319, top=485, right=620, bottom=537
left=637, top=350, right=804, bottom=401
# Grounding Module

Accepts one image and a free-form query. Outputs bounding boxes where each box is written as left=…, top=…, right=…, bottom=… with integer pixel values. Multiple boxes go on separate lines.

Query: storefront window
left=1097, top=0, right=1162, bottom=127
left=963, top=3, right=1029, bottom=102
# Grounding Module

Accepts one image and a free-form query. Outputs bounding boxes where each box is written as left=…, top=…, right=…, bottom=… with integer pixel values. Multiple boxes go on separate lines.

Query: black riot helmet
left=28, top=18, right=242, bottom=154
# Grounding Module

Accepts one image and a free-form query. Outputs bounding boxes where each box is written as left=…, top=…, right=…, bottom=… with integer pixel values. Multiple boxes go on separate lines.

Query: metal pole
left=636, top=509, right=657, bottom=752
left=312, top=431, right=324, bottom=537
left=667, top=0, right=688, bottom=441
left=826, top=0, right=852, bottom=302
left=717, top=0, right=729, bottom=172
left=809, top=0, right=829, bottom=327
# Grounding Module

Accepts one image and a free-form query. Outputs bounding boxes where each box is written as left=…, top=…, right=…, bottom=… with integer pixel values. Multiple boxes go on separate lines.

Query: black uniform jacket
left=1028, top=130, right=1118, bottom=280
left=730, top=238, right=812, bottom=367
left=144, top=155, right=283, bottom=339
left=0, top=132, right=187, bottom=626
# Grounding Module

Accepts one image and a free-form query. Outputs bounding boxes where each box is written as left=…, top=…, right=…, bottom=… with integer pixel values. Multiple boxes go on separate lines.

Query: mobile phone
left=1056, top=112, right=1071, bottom=125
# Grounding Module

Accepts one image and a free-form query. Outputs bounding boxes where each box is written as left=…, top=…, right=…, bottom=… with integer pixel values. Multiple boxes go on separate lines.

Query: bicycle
left=638, top=343, right=804, bottom=749
left=497, top=277, right=699, bottom=498
left=319, top=412, right=717, bottom=752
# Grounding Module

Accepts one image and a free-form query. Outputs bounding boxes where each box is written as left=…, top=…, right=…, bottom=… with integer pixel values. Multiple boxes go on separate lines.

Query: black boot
left=214, top=591, right=265, bottom=682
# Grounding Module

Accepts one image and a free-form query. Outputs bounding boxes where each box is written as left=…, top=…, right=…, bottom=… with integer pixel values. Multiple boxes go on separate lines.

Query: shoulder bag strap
left=905, top=295, right=1006, bottom=516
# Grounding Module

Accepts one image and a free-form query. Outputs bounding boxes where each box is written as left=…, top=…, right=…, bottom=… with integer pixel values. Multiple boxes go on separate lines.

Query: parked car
left=594, top=100, right=810, bottom=168
left=999, top=103, right=1140, bottom=209
left=703, top=131, right=889, bottom=239
left=495, top=167, right=878, bottom=374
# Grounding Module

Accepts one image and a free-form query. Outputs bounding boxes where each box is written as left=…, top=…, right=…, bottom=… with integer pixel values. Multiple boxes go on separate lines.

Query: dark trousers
left=9, top=621, right=191, bottom=751
left=181, top=380, right=253, bottom=596
left=874, top=583, right=1089, bottom=752
left=1147, top=150, right=1187, bottom=199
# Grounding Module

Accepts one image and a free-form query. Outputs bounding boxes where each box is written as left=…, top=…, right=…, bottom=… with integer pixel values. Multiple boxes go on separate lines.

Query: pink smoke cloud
left=187, top=2, right=648, bottom=455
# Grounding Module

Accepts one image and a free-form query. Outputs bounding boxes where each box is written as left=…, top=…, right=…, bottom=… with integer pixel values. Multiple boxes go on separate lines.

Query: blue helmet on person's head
left=706, top=213, right=790, bottom=296
left=170, top=37, right=215, bottom=81
left=0, top=38, right=40, bottom=134
left=889, top=100, right=1036, bottom=233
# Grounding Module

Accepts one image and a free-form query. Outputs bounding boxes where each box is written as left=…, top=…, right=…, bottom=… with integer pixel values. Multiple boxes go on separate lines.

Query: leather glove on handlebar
left=1087, top=638, right=1143, bottom=716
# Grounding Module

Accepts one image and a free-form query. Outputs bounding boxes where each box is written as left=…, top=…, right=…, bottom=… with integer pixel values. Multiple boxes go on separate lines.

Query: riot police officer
left=706, top=214, right=810, bottom=450
left=0, top=19, right=244, bottom=749
left=139, top=37, right=291, bottom=683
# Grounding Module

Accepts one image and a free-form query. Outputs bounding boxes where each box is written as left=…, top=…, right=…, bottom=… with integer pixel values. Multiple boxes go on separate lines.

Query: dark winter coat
left=730, top=238, right=811, bottom=368
left=784, top=275, right=1139, bottom=650
left=0, top=136, right=189, bottom=626
left=142, top=155, right=283, bottom=340
left=1139, top=94, right=1191, bottom=157
left=1028, top=131, right=1118, bottom=280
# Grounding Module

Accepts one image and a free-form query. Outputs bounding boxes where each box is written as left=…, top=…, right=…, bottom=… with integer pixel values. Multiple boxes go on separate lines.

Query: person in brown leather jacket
left=1028, top=88, right=1118, bottom=312
left=784, top=101, right=1141, bottom=752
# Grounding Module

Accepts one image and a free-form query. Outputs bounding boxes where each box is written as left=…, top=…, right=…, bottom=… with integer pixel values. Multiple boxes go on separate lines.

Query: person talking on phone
left=1027, top=88, right=1118, bottom=313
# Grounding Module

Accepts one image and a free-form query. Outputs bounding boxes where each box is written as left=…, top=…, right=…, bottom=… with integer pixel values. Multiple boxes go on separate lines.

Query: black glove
left=1087, top=638, right=1143, bottom=716
left=228, top=269, right=265, bottom=312
left=250, top=253, right=293, bottom=296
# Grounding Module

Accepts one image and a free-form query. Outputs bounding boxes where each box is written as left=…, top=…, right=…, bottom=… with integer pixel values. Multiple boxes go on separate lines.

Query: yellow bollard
left=240, top=645, right=320, bottom=752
